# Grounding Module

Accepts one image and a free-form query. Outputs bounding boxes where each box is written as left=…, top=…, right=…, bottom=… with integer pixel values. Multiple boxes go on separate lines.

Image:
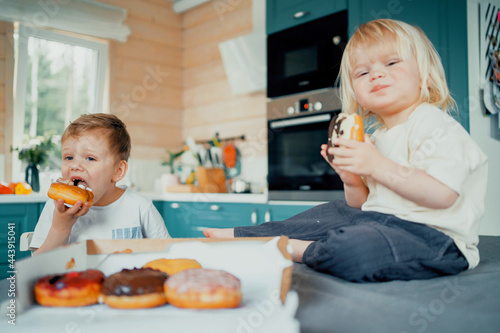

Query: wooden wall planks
left=181, top=0, right=267, bottom=157
left=101, top=0, right=184, bottom=159
left=0, top=0, right=267, bottom=172
left=0, top=21, right=7, bottom=157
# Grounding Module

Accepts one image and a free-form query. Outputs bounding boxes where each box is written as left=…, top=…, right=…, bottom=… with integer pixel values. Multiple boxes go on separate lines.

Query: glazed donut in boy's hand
left=327, top=112, right=364, bottom=162
left=48, top=178, right=93, bottom=207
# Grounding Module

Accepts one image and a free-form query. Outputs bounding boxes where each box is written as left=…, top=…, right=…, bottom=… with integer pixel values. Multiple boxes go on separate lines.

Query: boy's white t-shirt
left=362, top=103, right=488, bottom=269
left=30, top=186, right=170, bottom=249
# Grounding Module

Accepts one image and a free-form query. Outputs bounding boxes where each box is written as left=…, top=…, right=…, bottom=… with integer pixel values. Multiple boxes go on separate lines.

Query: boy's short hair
left=61, top=113, right=131, bottom=161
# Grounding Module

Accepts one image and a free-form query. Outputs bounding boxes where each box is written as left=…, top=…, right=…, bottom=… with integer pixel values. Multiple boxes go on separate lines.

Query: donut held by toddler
left=34, top=269, right=104, bottom=307
left=102, top=268, right=167, bottom=309
left=164, top=268, right=242, bottom=309
left=327, top=112, right=364, bottom=162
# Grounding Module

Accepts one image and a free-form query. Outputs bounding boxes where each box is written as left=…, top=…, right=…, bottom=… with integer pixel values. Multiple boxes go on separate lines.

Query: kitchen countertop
left=0, top=192, right=333, bottom=205
left=141, top=191, right=269, bottom=204
left=0, top=192, right=269, bottom=204
left=0, top=193, right=49, bottom=204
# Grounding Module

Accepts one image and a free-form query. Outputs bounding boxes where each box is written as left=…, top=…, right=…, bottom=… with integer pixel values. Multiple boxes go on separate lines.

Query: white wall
left=468, top=0, right=500, bottom=235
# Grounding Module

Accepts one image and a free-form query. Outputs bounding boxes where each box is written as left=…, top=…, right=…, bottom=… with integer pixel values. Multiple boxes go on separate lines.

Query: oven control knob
left=314, top=102, right=322, bottom=111
left=287, top=106, right=295, bottom=115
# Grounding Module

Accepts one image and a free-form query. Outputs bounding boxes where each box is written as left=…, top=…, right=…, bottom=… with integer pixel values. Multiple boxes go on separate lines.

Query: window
left=12, top=24, right=108, bottom=180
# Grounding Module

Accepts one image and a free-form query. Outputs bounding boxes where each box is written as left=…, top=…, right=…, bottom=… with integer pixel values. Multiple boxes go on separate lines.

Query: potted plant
left=161, top=147, right=187, bottom=189
left=11, top=134, right=56, bottom=192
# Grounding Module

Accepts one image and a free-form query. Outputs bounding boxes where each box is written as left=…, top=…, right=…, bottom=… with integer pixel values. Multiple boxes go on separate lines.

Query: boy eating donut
left=31, top=113, right=170, bottom=254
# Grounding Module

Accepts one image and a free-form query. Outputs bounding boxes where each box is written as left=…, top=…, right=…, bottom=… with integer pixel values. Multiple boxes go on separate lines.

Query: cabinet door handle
left=264, top=209, right=271, bottom=223
left=251, top=209, right=257, bottom=225
left=293, top=11, right=310, bottom=19
left=210, top=205, right=220, bottom=211
left=170, top=203, right=180, bottom=209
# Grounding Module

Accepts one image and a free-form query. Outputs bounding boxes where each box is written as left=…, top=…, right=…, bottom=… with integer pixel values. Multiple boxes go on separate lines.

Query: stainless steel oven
left=267, top=88, right=345, bottom=201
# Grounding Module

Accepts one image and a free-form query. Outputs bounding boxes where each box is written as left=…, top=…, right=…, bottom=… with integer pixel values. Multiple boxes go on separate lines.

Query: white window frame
left=12, top=24, right=108, bottom=179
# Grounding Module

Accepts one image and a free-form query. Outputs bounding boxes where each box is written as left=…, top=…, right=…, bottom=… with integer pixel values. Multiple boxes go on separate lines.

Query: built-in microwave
left=267, top=88, right=346, bottom=201
left=267, top=10, right=348, bottom=98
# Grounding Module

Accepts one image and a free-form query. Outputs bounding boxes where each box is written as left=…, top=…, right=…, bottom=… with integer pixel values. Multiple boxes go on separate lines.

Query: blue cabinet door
left=0, top=203, right=39, bottom=279
left=267, top=0, right=347, bottom=34
left=261, top=203, right=318, bottom=223
left=348, top=0, right=469, bottom=130
left=163, top=202, right=259, bottom=238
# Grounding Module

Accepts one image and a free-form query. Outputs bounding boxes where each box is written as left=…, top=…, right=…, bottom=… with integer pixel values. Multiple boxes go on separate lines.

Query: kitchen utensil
left=223, top=143, right=237, bottom=168
left=210, top=146, right=223, bottom=168
left=230, top=179, right=251, bottom=193
left=223, top=144, right=241, bottom=178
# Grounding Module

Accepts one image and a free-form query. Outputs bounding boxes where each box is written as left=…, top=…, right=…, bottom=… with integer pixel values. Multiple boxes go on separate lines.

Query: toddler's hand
left=330, top=134, right=382, bottom=178
left=53, top=199, right=90, bottom=231
left=321, top=144, right=364, bottom=187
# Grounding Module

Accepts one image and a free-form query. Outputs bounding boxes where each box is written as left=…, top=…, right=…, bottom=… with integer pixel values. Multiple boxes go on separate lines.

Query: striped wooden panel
left=183, top=93, right=266, bottom=128
left=127, top=19, right=182, bottom=49
left=183, top=40, right=224, bottom=69
left=112, top=0, right=181, bottom=29
left=183, top=3, right=252, bottom=49
left=130, top=144, right=169, bottom=160
left=0, top=83, right=4, bottom=110
left=0, top=35, right=5, bottom=59
left=113, top=80, right=183, bottom=109
left=183, top=0, right=252, bottom=29
left=0, top=58, right=4, bottom=80
left=100, top=0, right=183, bottom=154
left=184, top=61, right=227, bottom=89
left=113, top=58, right=183, bottom=90
left=113, top=38, right=182, bottom=66
left=0, top=22, right=6, bottom=155
left=127, top=122, right=183, bottom=148
left=181, top=0, right=267, bottom=163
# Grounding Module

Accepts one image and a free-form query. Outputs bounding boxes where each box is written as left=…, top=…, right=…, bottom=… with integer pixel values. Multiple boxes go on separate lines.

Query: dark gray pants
left=234, top=200, right=468, bottom=282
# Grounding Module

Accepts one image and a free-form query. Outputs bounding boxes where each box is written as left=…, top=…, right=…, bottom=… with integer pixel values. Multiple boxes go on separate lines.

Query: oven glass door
left=268, top=112, right=343, bottom=193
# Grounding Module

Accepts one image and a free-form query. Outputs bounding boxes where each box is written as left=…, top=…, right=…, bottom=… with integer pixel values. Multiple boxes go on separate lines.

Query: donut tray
left=11, top=237, right=299, bottom=333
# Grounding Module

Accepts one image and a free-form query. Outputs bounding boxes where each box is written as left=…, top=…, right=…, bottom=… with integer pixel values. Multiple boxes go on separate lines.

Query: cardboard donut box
left=9, top=237, right=299, bottom=333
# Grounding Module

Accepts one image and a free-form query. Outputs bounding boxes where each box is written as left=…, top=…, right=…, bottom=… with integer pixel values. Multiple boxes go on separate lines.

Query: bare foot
left=203, top=228, right=235, bottom=239
left=288, top=239, right=314, bottom=262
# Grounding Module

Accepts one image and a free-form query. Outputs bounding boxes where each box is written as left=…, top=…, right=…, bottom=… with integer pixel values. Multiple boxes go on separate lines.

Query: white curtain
left=0, top=0, right=130, bottom=42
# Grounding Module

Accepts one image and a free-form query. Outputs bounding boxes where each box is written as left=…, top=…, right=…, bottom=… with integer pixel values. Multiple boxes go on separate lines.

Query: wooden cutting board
left=166, top=167, right=227, bottom=193
left=196, top=167, right=227, bottom=193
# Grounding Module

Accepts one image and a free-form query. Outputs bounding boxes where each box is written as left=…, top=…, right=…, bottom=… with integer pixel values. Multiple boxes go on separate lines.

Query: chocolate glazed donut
left=102, top=268, right=167, bottom=309
left=327, top=112, right=364, bottom=162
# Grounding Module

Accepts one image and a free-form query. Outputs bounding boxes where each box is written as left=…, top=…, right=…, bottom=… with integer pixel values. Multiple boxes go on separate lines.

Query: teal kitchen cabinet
left=260, top=203, right=317, bottom=223
left=0, top=203, right=40, bottom=279
left=152, top=200, right=163, bottom=216
left=266, top=0, right=347, bottom=34
left=159, top=201, right=320, bottom=238
left=348, top=0, right=469, bottom=131
left=162, top=201, right=261, bottom=238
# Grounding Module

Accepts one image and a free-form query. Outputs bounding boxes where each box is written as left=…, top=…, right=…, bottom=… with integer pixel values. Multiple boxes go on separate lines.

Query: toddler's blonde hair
left=339, top=19, right=454, bottom=126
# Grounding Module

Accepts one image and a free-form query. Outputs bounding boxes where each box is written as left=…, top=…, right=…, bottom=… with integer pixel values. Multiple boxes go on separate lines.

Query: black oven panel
left=267, top=88, right=345, bottom=201
left=267, top=10, right=348, bottom=98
